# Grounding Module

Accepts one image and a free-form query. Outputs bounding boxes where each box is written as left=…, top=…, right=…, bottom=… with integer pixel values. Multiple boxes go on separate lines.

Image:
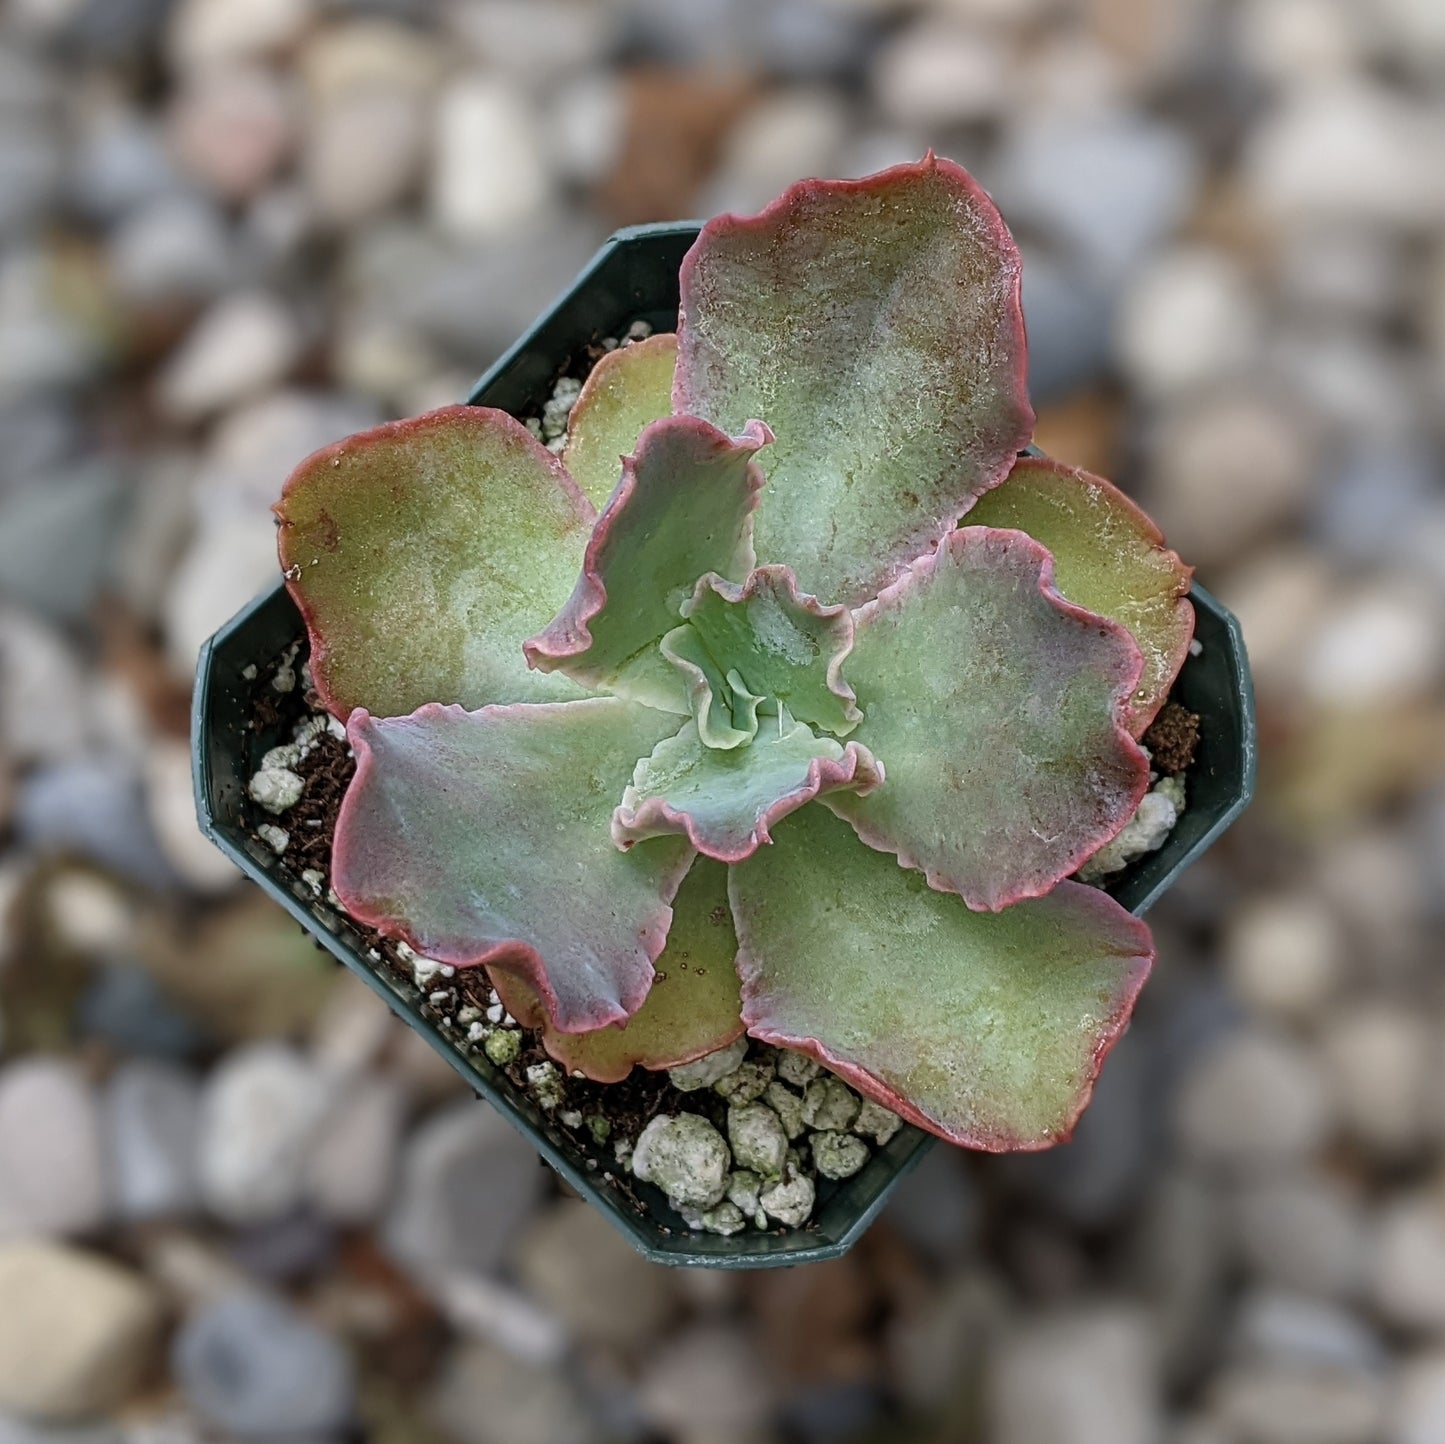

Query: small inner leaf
left=524, top=414, right=772, bottom=711
left=613, top=713, right=883, bottom=864
left=680, top=567, right=861, bottom=737
left=660, top=624, right=761, bottom=750
left=489, top=856, right=744, bottom=1084
left=961, top=457, right=1194, bottom=736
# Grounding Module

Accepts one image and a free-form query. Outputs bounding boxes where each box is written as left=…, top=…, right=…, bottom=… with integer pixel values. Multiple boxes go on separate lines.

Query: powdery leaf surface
left=276, top=406, right=595, bottom=720
left=961, top=457, right=1194, bottom=734
left=731, top=805, right=1154, bottom=1149
left=675, top=153, right=1033, bottom=608
left=681, top=566, right=860, bottom=737
left=489, top=857, right=744, bottom=1083
left=331, top=699, right=693, bottom=1032
left=826, top=528, right=1149, bottom=911
left=525, top=415, right=771, bottom=711
left=562, top=333, right=678, bottom=510
left=614, top=715, right=882, bottom=862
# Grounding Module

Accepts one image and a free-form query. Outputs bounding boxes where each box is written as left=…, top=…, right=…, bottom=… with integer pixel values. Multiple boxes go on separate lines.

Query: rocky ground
left=1, top=0, right=1444, bottom=1441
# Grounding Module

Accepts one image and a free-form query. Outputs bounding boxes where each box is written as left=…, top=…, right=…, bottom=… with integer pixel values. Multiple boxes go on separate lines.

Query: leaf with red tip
left=825, top=528, right=1149, bottom=911
left=524, top=415, right=772, bottom=711
left=331, top=699, right=692, bottom=1033
left=489, top=857, right=743, bottom=1083
left=562, top=334, right=678, bottom=510
left=613, top=714, right=883, bottom=863
left=961, top=457, right=1194, bottom=735
left=276, top=406, right=595, bottom=720
left=675, top=154, right=1033, bottom=607
left=680, top=567, right=861, bottom=737
left=732, top=805, right=1154, bottom=1150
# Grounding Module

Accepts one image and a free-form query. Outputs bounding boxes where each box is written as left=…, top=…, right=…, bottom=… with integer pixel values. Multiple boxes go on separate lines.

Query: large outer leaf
left=681, top=567, right=861, bottom=737
left=614, top=715, right=882, bottom=862
left=331, top=699, right=693, bottom=1032
left=674, top=153, right=1033, bottom=607
left=731, top=806, right=1154, bottom=1150
left=826, top=528, right=1149, bottom=911
left=562, top=334, right=678, bottom=510
left=276, top=406, right=595, bottom=720
left=524, top=415, right=772, bottom=711
left=489, top=857, right=744, bottom=1083
left=961, top=457, right=1194, bottom=735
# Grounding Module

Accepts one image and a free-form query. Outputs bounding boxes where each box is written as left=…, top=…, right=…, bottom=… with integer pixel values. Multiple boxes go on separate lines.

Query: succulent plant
left=275, top=155, right=1194, bottom=1151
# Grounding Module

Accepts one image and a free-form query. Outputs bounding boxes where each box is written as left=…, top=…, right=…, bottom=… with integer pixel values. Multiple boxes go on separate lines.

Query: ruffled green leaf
left=826, top=528, right=1148, bottom=911
left=675, top=154, right=1033, bottom=607
left=489, top=857, right=744, bottom=1083
left=961, top=457, right=1194, bottom=735
left=659, top=624, right=764, bottom=750
left=680, top=567, right=860, bottom=737
left=331, top=699, right=692, bottom=1033
left=613, top=714, right=882, bottom=863
left=276, top=406, right=595, bottom=720
left=731, top=806, right=1154, bottom=1150
left=562, top=334, right=678, bottom=510
left=524, top=415, right=772, bottom=711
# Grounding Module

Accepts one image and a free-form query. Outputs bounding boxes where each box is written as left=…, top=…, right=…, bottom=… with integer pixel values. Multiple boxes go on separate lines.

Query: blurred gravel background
left=1, top=0, right=1444, bottom=1440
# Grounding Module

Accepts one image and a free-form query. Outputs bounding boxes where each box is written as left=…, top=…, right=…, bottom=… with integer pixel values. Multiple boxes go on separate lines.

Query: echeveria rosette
left=276, top=154, right=1191, bottom=1149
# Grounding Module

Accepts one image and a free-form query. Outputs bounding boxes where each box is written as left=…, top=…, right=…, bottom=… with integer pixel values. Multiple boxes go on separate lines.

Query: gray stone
left=515, top=1200, right=677, bottom=1349
left=79, top=964, right=208, bottom=1060
left=812, top=1130, right=869, bottom=1180
left=638, top=1325, right=774, bottom=1441
left=713, top=1056, right=774, bottom=1103
left=0, top=607, right=92, bottom=766
left=304, top=1073, right=404, bottom=1225
left=109, top=196, right=237, bottom=305
left=0, top=1243, right=163, bottom=1421
left=227, top=1211, right=337, bottom=1282
left=1232, top=1291, right=1386, bottom=1374
left=632, top=1114, right=730, bottom=1210
left=0, top=462, right=130, bottom=623
left=1222, top=892, right=1344, bottom=1024
left=667, top=1035, right=746, bottom=1092
left=105, top=1060, right=202, bottom=1220
left=173, top=1293, right=355, bottom=1438
left=1233, top=1171, right=1368, bottom=1302
left=873, top=19, right=1007, bottom=127
left=1373, top=1192, right=1445, bottom=1331
left=991, top=109, right=1201, bottom=281
left=727, top=1102, right=788, bottom=1178
left=803, top=1075, right=861, bottom=1132
left=989, top=1305, right=1160, bottom=1444
left=1208, top=1364, right=1386, bottom=1444
left=385, top=1100, right=545, bottom=1281
left=68, top=109, right=181, bottom=223
left=1173, top=1028, right=1331, bottom=1170
left=1322, top=1005, right=1434, bottom=1159
left=1394, top=1351, right=1445, bottom=1444
left=198, top=1043, right=331, bottom=1225
left=156, top=292, right=304, bottom=421
left=0, top=125, right=62, bottom=242
left=426, top=1340, right=596, bottom=1444
left=758, top=1162, right=815, bottom=1228
left=303, top=90, right=428, bottom=226
left=0, top=1058, right=107, bottom=1241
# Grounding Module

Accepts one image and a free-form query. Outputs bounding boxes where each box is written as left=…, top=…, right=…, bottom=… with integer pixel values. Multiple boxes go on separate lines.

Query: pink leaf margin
left=612, top=741, right=885, bottom=863
left=331, top=701, right=695, bottom=1034
left=522, top=414, right=774, bottom=676
left=735, top=877, right=1156, bottom=1152
left=833, top=527, right=1152, bottom=912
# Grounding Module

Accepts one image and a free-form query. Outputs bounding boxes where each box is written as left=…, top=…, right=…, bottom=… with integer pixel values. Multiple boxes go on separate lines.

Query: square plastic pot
left=193, top=222, right=1257, bottom=1268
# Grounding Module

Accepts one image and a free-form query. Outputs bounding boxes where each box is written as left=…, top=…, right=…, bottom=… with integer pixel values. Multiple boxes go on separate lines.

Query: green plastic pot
left=192, top=222, right=1257, bottom=1268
